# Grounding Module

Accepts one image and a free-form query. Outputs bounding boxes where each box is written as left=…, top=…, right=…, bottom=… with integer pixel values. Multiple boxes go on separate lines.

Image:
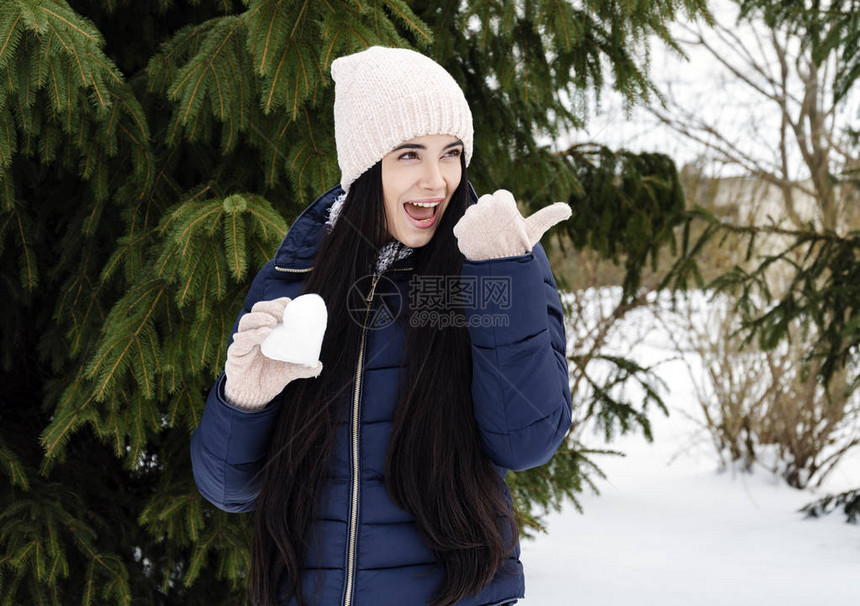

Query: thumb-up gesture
left=453, top=189, right=571, bottom=261
left=224, top=296, right=325, bottom=410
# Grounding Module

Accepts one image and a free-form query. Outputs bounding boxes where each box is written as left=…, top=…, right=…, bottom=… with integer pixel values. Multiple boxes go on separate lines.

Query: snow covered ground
left=519, top=294, right=860, bottom=605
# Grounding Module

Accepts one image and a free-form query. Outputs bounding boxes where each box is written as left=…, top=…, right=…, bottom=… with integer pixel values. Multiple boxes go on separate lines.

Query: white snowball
left=260, top=293, right=327, bottom=366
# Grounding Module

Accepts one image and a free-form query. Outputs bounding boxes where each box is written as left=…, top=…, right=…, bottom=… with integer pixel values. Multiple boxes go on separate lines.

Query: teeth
left=408, top=201, right=439, bottom=207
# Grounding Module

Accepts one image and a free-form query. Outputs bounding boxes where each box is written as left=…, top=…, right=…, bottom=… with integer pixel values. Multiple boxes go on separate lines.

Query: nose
left=419, top=159, right=446, bottom=191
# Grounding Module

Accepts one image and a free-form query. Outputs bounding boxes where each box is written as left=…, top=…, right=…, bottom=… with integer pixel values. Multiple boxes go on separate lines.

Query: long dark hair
left=248, top=157, right=518, bottom=606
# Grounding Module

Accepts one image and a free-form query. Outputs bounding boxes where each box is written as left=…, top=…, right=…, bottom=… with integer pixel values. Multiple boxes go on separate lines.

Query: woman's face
left=380, top=134, right=464, bottom=248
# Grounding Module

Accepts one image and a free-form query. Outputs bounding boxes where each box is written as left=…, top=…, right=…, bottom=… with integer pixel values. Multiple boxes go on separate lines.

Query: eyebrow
left=391, top=139, right=464, bottom=152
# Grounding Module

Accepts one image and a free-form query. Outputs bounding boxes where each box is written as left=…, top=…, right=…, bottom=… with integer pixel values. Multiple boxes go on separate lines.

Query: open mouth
left=403, top=200, right=440, bottom=229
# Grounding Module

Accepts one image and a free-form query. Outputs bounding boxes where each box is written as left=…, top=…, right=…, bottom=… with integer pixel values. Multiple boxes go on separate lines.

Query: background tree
left=0, top=0, right=711, bottom=603
left=649, top=0, right=858, bottom=233
left=659, top=0, right=860, bottom=508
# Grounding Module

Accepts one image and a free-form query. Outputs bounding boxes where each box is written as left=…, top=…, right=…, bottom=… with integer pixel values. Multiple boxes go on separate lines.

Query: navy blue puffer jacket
left=191, top=185, right=572, bottom=606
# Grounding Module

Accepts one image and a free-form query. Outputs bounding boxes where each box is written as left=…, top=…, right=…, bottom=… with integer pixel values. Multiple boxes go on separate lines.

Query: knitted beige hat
left=331, top=46, right=474, bottom=193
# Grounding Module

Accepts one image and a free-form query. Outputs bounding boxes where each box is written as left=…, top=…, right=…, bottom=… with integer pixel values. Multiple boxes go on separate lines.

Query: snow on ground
left=519, top=294, right=860, bottom=605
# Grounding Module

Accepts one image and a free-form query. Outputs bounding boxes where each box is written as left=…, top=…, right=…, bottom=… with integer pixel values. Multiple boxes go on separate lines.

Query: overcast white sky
left=562, top=0, right=860, bottom=180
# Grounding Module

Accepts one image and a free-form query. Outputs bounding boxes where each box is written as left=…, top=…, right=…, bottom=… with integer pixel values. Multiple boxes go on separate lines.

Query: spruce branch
left=0, top=439, right=29, bottom=491
left=39, top=380, right=100, bottom=469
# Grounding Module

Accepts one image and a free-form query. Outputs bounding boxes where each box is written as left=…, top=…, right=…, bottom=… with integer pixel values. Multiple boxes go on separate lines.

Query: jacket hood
left=273, top=185, right=343, bottom=271
left=273, top=183, right=479, bottom=272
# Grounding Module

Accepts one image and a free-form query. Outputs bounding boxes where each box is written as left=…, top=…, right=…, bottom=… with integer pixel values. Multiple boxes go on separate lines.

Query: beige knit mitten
left=452, top=189, right=571, bottom=261
left=224, top=297, right=323, bottom=410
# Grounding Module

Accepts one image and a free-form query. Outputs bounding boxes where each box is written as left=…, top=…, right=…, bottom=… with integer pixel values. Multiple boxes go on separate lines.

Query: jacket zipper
left=342, top=272, right=380, bottom=606
left=342, top=266, right=412, bottom=606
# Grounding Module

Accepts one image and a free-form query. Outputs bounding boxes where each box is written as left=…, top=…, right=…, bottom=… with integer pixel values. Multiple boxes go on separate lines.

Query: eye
left=398, top=151, right=419, bottom=161
left=443, top=147, right=463, bottom=159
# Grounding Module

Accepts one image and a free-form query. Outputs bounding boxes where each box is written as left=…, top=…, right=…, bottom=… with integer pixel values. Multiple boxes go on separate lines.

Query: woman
left=191, top=46, right=573, bottom=606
